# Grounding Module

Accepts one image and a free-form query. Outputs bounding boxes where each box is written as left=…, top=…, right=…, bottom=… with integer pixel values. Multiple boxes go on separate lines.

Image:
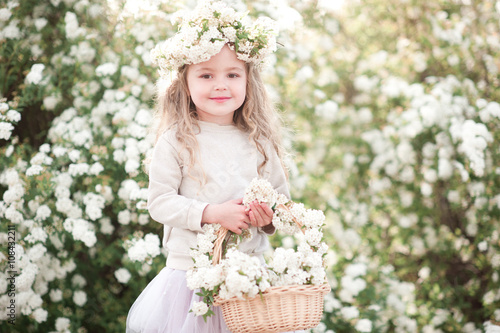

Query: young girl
left=126, top=1, right=301, bottom=332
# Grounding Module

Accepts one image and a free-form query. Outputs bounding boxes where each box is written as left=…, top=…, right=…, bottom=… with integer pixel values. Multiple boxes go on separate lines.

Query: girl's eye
left=200, top=74, right=212, bottom=79
left=228, top=73, right=239, bottom=78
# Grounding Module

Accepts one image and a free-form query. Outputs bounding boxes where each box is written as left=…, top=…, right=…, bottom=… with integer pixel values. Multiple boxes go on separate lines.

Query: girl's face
left=186, top=45, right=247, bottom=125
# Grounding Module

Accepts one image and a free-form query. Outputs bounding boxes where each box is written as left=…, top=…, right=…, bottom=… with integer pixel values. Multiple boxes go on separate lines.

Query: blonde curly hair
left=150, top=60, right=287, bottom=179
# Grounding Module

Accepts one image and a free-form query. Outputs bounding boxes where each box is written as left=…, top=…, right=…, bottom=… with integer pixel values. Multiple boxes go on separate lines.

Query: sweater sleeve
left=147, top=134, right=207, bottom=233
left=260, top=142, right=290, bottom=235
left=263, top=143, right=290, bottom=199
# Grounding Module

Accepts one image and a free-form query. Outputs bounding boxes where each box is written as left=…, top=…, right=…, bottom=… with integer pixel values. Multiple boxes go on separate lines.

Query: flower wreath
left=150, top=0, right=278, bottom=78
left=186, top=178, right=329, bottom=319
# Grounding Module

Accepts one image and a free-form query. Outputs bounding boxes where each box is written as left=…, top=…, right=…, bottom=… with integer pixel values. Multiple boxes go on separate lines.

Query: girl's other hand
left=202, top=198, right=250, bottom=234
left=247, top=200, right=273, bottom=228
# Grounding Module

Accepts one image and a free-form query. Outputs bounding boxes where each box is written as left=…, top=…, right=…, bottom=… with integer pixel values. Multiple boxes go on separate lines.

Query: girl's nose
left=214, top=79, right=228, bottom=91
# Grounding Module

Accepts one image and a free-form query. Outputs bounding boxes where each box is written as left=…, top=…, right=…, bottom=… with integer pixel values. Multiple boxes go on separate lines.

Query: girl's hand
left=201, top=198, right=250, bottom=235
left=247, top=200, right=274, bottom=228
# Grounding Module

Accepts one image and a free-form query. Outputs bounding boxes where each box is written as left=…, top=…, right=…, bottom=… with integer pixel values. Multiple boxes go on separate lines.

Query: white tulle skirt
left=126, top=267, right=306, bottom=333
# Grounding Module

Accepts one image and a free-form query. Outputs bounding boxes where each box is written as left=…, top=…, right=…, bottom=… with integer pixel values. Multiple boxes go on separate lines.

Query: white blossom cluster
left=0, top=101, right=21, bottom=141
left=361, top=76, right=497, bottom=186
left=150, top=0, right=278, bottom=76
left=242, top=177, right=280, bottom=208
left=25, top=63, right=47, bottom=85
left=218, top=248, right=271, bottom=298
left=268, top=244, right=327, bottom=287
left=244, top=178, right=326, bottom=237
left=0, top=185, right=79, bottom=324
left=114, top=268, right=132, bottom=284
left=63, top=218, right=97, bottom=247
left=64, top=11, right=85, bottom=40
left=0, top=1, right=22, bottom=40
left=1, top=8, right=157, bottom=324
left=187, top=224, right=271, bottom=317
left=484, top=321, right=500, bottom=333
left=123, top=233, right=161, bottom=264
left=187, top=178, right=328, bottom=318
left=188, top=244, right=271, bottom=316
left=273, top=1, right=500, bottom=330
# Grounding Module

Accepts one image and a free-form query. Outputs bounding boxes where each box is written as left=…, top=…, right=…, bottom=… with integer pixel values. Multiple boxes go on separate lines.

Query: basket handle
left=212, top=227, right=229, bottom=265
left=275, top=203, right=306, bottom=234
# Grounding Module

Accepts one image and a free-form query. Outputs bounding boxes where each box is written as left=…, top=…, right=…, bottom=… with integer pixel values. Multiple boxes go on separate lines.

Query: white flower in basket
left=186, top=178, right=331, bottom=332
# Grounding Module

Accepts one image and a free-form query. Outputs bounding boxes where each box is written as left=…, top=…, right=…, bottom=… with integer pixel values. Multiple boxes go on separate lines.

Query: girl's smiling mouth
left=210, top=97, right=231, bottom=103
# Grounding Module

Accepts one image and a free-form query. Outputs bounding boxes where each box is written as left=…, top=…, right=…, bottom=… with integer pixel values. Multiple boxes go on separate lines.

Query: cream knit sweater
left=147, top=121, right=289, bottom=270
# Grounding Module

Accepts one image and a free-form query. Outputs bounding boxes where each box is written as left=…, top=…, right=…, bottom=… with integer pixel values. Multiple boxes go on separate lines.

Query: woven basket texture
left=214, top=283, right=331, bottom=333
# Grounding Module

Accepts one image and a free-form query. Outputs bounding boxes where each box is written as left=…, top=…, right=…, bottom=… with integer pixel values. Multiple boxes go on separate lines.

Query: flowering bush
left=1, top=0, right=499, bottom=332
left=275, top=1, right=500, bottom=331
left=0, top=101, right=21, bottom=141
left=187, top=178, right=328, bottom=319
left=0, top=0, right=162, bottom=331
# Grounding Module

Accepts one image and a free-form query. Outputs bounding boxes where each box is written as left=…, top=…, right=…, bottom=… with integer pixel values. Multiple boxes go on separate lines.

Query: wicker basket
left=214, top=283, right=331, bottom=333
left=210, top=209, right=330, bottom=333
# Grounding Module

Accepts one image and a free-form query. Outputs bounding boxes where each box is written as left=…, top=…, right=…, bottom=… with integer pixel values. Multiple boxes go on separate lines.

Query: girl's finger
left=248, top=209, right=254, bottom=224
left=250, top=210, right=262, bottom=227
left=250, top=202, right=264, bottom=227
left=260, top=203, right=273, bottom=217
left=251, top=201, right=264, bottom=215
left=232, top=197, right=243, bottom=205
